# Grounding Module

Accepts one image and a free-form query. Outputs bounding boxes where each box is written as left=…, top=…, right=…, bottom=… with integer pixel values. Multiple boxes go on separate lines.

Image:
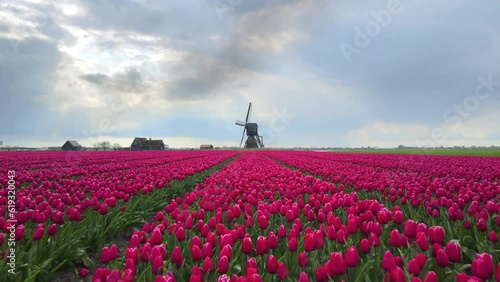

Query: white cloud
left=345, top=122, right=431, bottom=148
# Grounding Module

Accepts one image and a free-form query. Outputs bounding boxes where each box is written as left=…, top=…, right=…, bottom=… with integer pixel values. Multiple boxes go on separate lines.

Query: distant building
left=200, top=144, right=214, bottom=150
left=62, top=140, right=82, bottom=151
left=130, top=137, right=165, bottom=150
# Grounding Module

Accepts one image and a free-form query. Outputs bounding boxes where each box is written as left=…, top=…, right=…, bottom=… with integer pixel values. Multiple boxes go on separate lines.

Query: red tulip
left=464, top=221, right=472, bottom=229
left=202, top=257, right=214, bottom=274
left=247, top=257, right=258, bottom=273
left=337, top=229, right=347, bottom=244
left=216, top=223, right=224, bottom=236
left=455, top=273, right=475, bottom=282
left=171, top=246, right=184, bottom=267
left=360, top=238, right=371, bottom=254
left=415, top=232, right=429, bottom=251
left=315, top=266, right=328, bottom=282
left=347, top=215, right=358, bottom=234
left=248, top=274, right=263, bottom=282
left=268, top=232, right=278, bottom=249
left=404, top=220, right=417, bottom=237
left=202, top=242, right=213, bottom=258
left=267, top=255, right=279, bottom=274
left=382, top=250, right=396, bottom=271
left=415, top=253, right=427, bottom=269
left=278, top=225, right=286, bottom=238
left=126, top=247, right=139, bottom=263
left=472, top=253, right=494, bottom=280
left=314, top=230, right=324, bottom=249
left=220, top=233, right=233, bottom=249
left=78, top=267, right=90, bottom=277
left=327, top=225, right=337, bottom=240
left=388, top=267, right=405, bottom=282
left=139, top=244, right=152, bottom=262
left=435, top=249, right=449, bottom=267
left=304, top=233, right=315, bottom=252
left=258, top=215, right=268, bottom=230
left=477, top=218, right=487, bottom=232
left=345, top=246, right=359, bottom=267
left=288, top=237, right=298, bottom=252
left=107, top=269, right=122, bottom=282
left=256, top=236, right=268, bottom=256
left=220, top=245, right=232, bottom=261
left=369, top=232, right=380, bottom=247
left=444, top=241, right=461, bottom=263
left=495, top=264, right=500, bottom=282
left=423, top=271, right=438, bottom=282
left=94, top=268, right=111, bottom=281
left=191, top=245, right=203, bottom=261
left=431, top=243, right=442, bottom=258
left=389, top=229, right=401, bottom=247
left=129, top=234, right=141, bottom=248
left=218, top=255, right=229, bottom=274
left=242, top=237, right=253, bottom=255
left=489, top=231, right=499, bottom=243
left=298, top=252, right=308, bottom=267
left=15, top=225, right=24, bottom=240
left=393, top=210, right=404, bottom=224
left=408, top=259, right=421, bottom=276
left=32, top=227, right=44, bottom=240
left=124, top=258, right=136, bottom=275
left=428, top=226, right=445, bottom=244
left=100, top=245, right=119, bottom=264
left=150, top=228, right=163, bottom=245
left=277, top=262, right=288, bottom=280
left=47, top=224, right=57, bottom=236
left=190, top=266, right=202, bottom=282
left=298, top=272, right=309, bottom=282
left=152, top=255, right=164, bottom=274
left=175, top=227, right=185, bottom=242
left=99, top=203, right=108, bottom=215
left=329, top=252, right=346, bottom=276
left=184, top=216, right=193, bottom=230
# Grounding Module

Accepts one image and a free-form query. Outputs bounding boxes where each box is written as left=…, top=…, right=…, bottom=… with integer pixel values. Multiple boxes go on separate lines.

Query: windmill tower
left=235, top=102, right=264, bottom=148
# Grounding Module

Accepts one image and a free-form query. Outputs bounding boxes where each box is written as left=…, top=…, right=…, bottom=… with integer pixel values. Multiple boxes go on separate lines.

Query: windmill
left=235, top=102, right=264, bottom=148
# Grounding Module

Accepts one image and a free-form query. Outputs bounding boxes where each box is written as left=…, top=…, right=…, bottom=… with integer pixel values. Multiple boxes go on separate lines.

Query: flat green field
left=334, top=148, right=500, bottom=156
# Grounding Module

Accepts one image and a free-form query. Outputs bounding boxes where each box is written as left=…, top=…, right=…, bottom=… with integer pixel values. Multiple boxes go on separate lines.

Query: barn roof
left=132, top=137, right=164, bottom=146
left=141, top=140, right=164, bottom=146
left=66, top=140, right=81, bottom=147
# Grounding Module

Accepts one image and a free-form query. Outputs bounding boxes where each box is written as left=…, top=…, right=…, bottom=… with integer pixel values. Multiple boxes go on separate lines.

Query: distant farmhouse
left=130, top=137, right=165, bottom=150
left=200, top=144, right=214, bottom=150
left=62, top=140, right=82, bottom=151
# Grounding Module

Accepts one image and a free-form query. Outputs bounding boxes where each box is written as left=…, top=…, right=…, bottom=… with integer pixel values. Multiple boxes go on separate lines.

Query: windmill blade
left=239, top=127, right=246, bottom=148
left=245, top=102, right=252, bottom=123
left=235, top=120, right=246, bottom=126
left=257, top=136, right=264, bottom=148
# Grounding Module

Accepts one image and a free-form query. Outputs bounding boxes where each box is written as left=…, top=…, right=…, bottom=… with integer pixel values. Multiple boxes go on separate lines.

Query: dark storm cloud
left=79, top=67, right=148, bottom=94
left=71, top=0, right=328, bottom=102
left=163, top=53, right=247, bottom=101
left=80, top=73, right=108, bottom=85
left=158, top=0, right=332, bottom=101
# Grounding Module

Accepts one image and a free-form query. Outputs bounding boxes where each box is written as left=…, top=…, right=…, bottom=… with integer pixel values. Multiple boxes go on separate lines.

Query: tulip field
left=1, top=151, right=500, bottom=282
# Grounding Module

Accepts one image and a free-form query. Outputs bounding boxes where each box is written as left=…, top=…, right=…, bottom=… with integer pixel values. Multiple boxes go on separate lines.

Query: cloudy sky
left=1, top=0, right=499, bottom=148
